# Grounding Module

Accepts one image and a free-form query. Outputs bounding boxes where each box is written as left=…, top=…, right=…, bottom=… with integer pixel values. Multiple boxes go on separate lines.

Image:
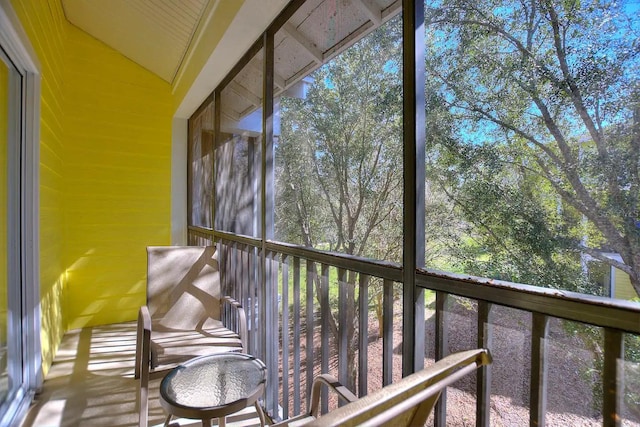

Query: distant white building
left=585, top=253, right=637, bottom=300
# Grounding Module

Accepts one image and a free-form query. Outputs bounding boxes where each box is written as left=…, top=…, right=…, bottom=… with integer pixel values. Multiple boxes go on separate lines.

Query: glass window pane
left=623, top=332, right=640, bottom=424
left=216, top=50, right=264, bottom=237
left=546, top=320, right=603, bottom=424
left=0, top=50, right=8, bottom=406
left=274, top=2, right=403, bottom=262
left=0, top=50, right=21, bottom=417
left=188, top=102, right=214, bottom=228
left=424, top=0, right=640, bottom=299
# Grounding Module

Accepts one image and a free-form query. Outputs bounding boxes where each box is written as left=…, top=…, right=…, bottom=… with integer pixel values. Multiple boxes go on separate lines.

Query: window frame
left=0, top=1, right=41, bottom=424
left=186, top=0, right=426, bottom=381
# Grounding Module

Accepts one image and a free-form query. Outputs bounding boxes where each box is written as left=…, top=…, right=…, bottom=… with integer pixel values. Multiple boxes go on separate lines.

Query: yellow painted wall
left=63, top=23, right=172, bottom=329
left=614, top=268, right=637, bottom=300
left=12, top=0, right=173, bottom=371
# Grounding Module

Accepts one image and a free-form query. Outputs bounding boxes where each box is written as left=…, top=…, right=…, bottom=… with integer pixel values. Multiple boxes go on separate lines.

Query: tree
left=424, top=0, right=640, bottom=295
left=275, top=17, right=403, bottom=391
left=276, top=20, right=403, bottom=260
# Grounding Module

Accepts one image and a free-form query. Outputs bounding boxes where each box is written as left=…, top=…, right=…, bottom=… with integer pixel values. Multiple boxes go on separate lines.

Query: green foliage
left=276, top=0, right=640, bottom=295
left=275, top=21, right=405, bottom=385
left=424, top=0, right=640, bottom=295
left=276, top=17, right=404, bottom=262
left=271, top=3, right=639, bottom=404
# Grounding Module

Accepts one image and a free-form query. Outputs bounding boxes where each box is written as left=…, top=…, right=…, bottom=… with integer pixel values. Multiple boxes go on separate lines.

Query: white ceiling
left=60, top=0, right=402, bottom=118
left=62, top=0, right=211, bottom=83
left=221, top=0, right=400, bottom=132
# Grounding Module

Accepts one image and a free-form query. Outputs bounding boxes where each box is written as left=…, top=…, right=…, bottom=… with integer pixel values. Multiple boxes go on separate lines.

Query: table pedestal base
left=163, top=401, right=266, bottom=427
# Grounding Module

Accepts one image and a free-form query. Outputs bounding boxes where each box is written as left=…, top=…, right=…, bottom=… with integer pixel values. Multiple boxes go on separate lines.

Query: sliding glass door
left=0, top=46, right=25, bottom=422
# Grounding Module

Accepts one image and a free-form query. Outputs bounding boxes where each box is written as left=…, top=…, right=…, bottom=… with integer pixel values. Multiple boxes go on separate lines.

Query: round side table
left=159, top=352, right=267, bottom=427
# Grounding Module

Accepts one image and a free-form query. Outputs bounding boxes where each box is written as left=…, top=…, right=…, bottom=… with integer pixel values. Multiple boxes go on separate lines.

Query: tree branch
left=541, top=0, right=608, bottom=155
left=578, top=245, right=634, bottom=277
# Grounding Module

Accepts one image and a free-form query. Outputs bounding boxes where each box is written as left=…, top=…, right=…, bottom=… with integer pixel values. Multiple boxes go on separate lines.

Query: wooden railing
left=188, top=226, right=640, bottom=427
left=418, top=269, right=640, bottom=426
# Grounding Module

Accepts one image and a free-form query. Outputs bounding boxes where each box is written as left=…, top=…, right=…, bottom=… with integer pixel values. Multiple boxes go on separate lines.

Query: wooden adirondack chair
left=135, top=246, right=247, bottom=427
left=272, top=348, right=492, bottom=427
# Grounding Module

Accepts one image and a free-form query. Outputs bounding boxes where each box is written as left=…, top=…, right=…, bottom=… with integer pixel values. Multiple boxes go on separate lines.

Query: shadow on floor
left=19, top=323, right=261, bottom=427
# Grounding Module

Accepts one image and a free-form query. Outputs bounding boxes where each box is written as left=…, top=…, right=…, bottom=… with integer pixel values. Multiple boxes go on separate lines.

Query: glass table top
left=160, top=352, right=267, bottom=409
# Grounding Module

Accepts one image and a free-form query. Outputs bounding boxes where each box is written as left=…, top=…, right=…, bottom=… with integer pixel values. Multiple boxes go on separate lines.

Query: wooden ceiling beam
left=229, top=81, right=262, bottom=107
left=283, top=22, right=324, bottom=64
left=273, top=72, right=286, bottom=91
left=221, top=109, right=241, bottom=122
left=249, top=60, right=286, bottom=90
left=353, top=0, right=382, bottom=25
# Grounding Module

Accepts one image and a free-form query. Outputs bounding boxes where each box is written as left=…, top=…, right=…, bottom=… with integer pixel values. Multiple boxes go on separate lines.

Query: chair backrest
left=146, top=246, right=221, bottom=330
left=306, top=348, right=492, bottom=427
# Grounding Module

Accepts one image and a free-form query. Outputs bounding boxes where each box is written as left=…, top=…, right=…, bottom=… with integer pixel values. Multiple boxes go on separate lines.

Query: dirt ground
left=378, top=300, right=640, bottom=426
left=279, top=298, right=640, bottom=426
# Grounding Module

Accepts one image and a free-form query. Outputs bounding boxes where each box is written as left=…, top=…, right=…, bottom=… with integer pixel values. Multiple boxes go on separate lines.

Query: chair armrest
left=221, top=296, right=248, bottom=352
left=308, top=374, right=358, bottom=418
left=134, top=306, right=152, bottom=379
left=136, top=306, right=152, bottom=427
left=270, top=374, right=357, bottom=426
left=305, top=349, right=493, bottom=427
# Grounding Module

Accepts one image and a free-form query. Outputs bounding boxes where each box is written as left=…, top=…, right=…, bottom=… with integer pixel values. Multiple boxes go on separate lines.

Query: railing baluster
left=188, top=229, right=640, bottom=427
left=241, top=244, right=249, bottom=346
left=305, top=259, right=315, bottom=411
left=320, top=263, right=330, bottom=413
left=358, top=274, right=369, bottom=397
left=293, top=256, right=302, bottom=414
left=231, top=241, right=237, bottom=301
left=217, top=240, right=224, bottom=294
left=240, top=243, right=247, bottom=309
left=530, top=312, right=549, bottom=427
left=477, top=301, right=493, bottom=427
left=226, top=241, right=232, bottom=298
left=258, top=247, right=266, bottom=362
left=231, top=243, right=238, bottom=333
left=247, top=247, right=260, bottom=354
left=267, top=250, right=279, bottom=416
left=603, top=328, right=623, bottom=427
left=338, top=267, right=348, bottom=405
left=434, top=291, right=449, bottom=427
left=281, top=254, right=290, bottom=419
left=220, top=242, right=229, bottom=330
left=382, top=279, right=393, bottom=386
left=218, top=240, right=225, bottom=296
left=238, top=244, right=244, bottom=314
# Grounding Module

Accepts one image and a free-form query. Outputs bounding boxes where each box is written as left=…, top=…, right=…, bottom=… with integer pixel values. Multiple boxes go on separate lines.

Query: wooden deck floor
left=19, top=322, right=263, bottom=427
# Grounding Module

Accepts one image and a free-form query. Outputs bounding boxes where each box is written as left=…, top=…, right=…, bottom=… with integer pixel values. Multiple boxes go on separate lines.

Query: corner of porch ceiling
left=172, top=0, right=290, bottom=119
